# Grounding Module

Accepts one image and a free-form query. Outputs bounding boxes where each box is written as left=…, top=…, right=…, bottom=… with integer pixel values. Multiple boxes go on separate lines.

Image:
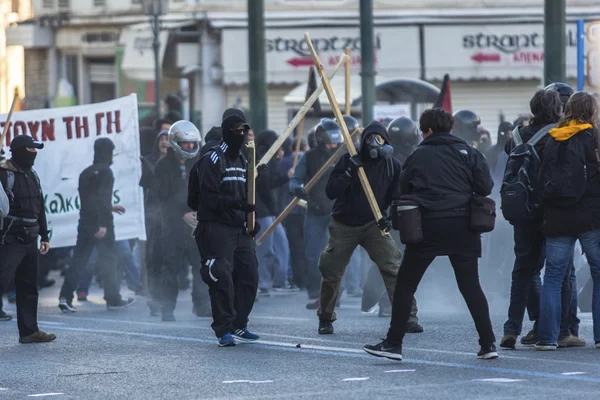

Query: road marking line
left=473, top=378, right=524, bottom=383
left=222, top=380, right=273, bottom=384
left=27, top=394, right=64, bottom=397
left=36, top=321, right=65, bottom=326
left=562, top=372, right=587, bottom=375
left=385, top=369, right=416, bottom=373
left=0, top=388, right=7, bottom=391
left=34, top=325, right=600, bottom=384
left=342, top=377, right=370, bottom=382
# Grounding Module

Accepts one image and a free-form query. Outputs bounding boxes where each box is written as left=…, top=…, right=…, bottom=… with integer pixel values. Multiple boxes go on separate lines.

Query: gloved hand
left=232, top=200, right=255, bottom=213
left=345, top=155, right=362, bottom=178
left=256, top=163, right=268, bottom=175
left=249, top=219, right=261, bottom=238
left=377, top=218, right=391, bottom=233
left=293, top=186, right=308, bottom=199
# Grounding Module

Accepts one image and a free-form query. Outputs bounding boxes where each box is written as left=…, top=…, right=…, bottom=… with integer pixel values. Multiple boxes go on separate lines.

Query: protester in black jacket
left=151, top=121, right=209, bottom=321
left=191, top=114, right=261, bottom=347
left=255, top=129, right=291, bottom=293
left=316, top=121, right=408, bottom=335
left=59, top=138, right=135, bottom=313
left=0, top=135, right=55, bottom=341
left=365, top=108, right=497, bottom=361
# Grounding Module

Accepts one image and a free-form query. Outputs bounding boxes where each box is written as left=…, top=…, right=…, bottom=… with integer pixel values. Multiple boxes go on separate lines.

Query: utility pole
left=544, top=0, right=566, bottom=86
left=359, top=0, right=376, bottom=124
left=248, top=0, right=268, bottom=133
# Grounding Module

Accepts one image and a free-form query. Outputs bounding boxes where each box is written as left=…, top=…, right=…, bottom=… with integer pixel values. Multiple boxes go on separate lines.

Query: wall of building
left=23, top=48, right=47, bottom=109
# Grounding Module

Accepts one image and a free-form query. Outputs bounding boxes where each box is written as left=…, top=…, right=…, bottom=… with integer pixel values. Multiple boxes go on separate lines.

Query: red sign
left=471, top=53, right=501, bottom=63
left=286, top=57, right=314, bottom=67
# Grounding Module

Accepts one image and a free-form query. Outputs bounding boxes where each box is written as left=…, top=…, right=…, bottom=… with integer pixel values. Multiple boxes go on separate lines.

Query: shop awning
left=284, top=76, right=440, bottom=108
left=119, top=21, right=195, bottom=81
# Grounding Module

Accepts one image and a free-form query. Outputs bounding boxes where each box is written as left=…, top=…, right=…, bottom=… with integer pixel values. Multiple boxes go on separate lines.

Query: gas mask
left=366, top=134, right=393, bottom=160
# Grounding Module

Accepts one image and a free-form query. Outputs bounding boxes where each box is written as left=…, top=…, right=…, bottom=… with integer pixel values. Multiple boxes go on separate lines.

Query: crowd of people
left=1, top=81, right=600, bottom=361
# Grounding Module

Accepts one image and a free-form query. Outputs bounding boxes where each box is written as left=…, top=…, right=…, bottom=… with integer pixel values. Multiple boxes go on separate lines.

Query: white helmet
left=168, top=120, right=201, bottom=160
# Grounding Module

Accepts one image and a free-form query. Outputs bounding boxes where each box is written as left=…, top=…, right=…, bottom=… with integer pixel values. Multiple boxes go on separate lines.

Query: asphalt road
left=2, top=271, right=600, bottom=400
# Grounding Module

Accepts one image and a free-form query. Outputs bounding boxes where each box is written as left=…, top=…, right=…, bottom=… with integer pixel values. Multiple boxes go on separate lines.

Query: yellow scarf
left=549, top=120, right=593, bottom=142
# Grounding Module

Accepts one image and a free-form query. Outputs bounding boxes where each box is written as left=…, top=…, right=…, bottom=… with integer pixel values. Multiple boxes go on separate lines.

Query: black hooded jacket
left=140, top=130, right=168, bottom=191
left=401, top=132, right=493, bottom=214
left=154, top=148, right=198, bottom=220
left=255, top=130, right=289, bottom=217
left=326, top=121, right=402, bottom=226
left=78, top=138, right=115, bottom=230
left=200, top=127, right=223, bottom=156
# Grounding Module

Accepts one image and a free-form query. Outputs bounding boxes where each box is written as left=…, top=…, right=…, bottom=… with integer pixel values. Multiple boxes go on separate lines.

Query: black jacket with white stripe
left=190, top=141, right=248, bottom=228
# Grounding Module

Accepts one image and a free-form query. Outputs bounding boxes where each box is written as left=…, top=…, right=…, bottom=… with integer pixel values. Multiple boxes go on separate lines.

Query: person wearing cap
left=58, top=137, right=136, bottom=313
left=0, top=134, right=55, bottom=342
left=189, top=113, right=261, bottom=347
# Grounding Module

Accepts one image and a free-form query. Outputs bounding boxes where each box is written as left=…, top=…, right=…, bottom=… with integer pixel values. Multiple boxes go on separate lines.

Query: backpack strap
left=512, top=127, right=523, bottom=146
left=527, top=123, right=557, bottom=146
left=6, top=170, right=14, bottom=193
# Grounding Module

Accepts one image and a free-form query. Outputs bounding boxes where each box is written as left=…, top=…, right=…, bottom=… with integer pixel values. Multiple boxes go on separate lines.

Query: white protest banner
left=373, top=104, right=410, bottom=123
left=1, top=94, right=146, bottom=248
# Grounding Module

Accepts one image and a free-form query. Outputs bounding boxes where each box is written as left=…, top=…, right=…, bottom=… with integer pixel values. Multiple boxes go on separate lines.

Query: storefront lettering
left=463, top=29, right=577, bottom=54
left=266, top=34, right=381, bottom=56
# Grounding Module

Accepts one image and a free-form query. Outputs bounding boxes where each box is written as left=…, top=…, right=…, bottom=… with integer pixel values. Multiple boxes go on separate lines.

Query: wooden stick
left=247, top=140, right=256, bottom=236
left=257, top=54, right=349, bottom=171
left=256, top=127, right=363, bottom=246
left=304, top=32, right=388, bottom=236
left=345, top=47, right=351, bottom=116
left=0, top=93, right=20, bottom=148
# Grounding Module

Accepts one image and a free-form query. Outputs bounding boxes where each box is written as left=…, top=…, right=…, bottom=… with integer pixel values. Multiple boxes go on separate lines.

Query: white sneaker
left=58, top=298, right=77, bottom=313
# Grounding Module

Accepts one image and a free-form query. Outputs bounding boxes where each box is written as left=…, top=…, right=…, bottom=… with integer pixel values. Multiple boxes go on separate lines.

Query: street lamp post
left=142, top=0, right=169, bottom=117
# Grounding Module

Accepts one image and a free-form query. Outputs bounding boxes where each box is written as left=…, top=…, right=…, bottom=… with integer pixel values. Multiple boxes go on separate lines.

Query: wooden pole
left=304, top=32, right=388, bottom=235
left=0, top=93, right=20, bottom=148
left=345, top=47, right=351, bottom=116
left=257, top=54, right=349, bottom=171
left=247, top=140, right=256, bottom=236
left=292, top=66, right=314, bottom=168
left=256, top=127, right=363, bottom=246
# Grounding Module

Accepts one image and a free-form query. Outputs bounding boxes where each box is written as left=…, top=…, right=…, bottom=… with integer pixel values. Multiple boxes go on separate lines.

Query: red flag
left=434, top=74, right=453, bottom=114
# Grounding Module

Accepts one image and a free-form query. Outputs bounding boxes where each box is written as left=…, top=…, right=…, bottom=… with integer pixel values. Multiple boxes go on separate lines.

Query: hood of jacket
left=256, top=129, right=279, bottom=154
left=205, top=126, right=223, bottom=143
left=549, top=120, right=594, bottom=142
left=145, top=130, right=168, bottom=165
left=93, top=138, right=115, bottom=165
left=0, top=159, right=22, bottom=173
left=358, top=121, right=391, bottom=159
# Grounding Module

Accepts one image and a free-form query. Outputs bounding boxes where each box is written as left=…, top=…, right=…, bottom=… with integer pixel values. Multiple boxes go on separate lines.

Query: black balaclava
left=94, top=137, right=116, bottom=165
left=11, top=148, right=37, bottom=170
left=221, top=114, right=249, bottom=156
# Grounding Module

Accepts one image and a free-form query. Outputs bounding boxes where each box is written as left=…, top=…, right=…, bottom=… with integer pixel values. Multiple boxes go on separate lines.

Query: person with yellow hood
left=536, top=92, right=600, bottom=351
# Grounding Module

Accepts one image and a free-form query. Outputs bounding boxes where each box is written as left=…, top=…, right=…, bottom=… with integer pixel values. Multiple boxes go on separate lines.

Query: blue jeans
left=539, top=230, right=600, bottom=345
left=305, top=213, right=331, bottom=299
left=256, top=216, right=290, bottom=289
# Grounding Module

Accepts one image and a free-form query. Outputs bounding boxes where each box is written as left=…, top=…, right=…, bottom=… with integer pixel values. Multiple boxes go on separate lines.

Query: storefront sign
left=222, top=27, right=420, bottom=85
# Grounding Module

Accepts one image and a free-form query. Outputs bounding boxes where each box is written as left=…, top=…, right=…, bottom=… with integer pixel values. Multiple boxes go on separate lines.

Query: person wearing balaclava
left=315, top=121, right=411, bottom=335
left=189, top=113, right=261, bottom=347
left=0, top=135, right=55, bottom=341
left=58, top=137, right=135, bottom=313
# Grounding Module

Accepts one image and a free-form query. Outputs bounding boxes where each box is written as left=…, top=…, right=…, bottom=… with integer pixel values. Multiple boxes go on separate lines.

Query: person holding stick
left=190, top=114, right=261, bottom=347
left=316, top=121, right=409, bottom=335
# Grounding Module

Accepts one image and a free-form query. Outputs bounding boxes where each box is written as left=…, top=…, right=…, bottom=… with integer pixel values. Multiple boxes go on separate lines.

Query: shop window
left=58, top=0, right=69, bottom=9
left=43, top=0, right=53, bottom=9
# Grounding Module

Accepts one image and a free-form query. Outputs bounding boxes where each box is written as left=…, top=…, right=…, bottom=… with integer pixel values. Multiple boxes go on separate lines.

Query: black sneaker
left=0, top=310, right=12, bottom=321
left=147, top=299, right=161, bottom=317
left=77, top=292, right=88, bottom=302
left=258, top=288, right=271, bottom=297
left=162, top=313, right=176, bottom=322
left=318, top=320, right=334, bottom=335
left=406, top=321, right=424, bottom=333
left=363, top=340, right=403, bottom=361
left=107, top=297, right=136, bottom=310
left=306, top=300, right=319, bottom=310
left=477, top=343, right=499, bottom=359
left=500, top=334, right=517, bottom=349
left=58, top=298, right=77, bottom=313
left=520, top=329, right=538, bottom=345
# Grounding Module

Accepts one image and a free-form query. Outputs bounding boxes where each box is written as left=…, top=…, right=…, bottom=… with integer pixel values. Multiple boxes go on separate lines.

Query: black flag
left=306, top=66, right=322, bottom=114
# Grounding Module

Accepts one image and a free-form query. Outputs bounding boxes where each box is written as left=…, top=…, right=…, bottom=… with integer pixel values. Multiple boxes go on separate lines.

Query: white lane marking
left=27, top=394, right=64, bottom=397
left=562, top=372, right=587, bottom=375
left=473, top=378, right=524, bottom=383
left=36, top=321, right=65, bottom=326
left=342, top=377, right=370, bottom=382
left=0, top=388, right=7, bottom=391
left=385, top=369, right=416, bottom=373
left=222, top=380, right=273, bottom=384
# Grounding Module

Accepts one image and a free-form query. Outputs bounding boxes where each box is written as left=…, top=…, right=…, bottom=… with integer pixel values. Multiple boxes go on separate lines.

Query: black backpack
left=541, top=132, right=594, bottom=208
left=500, top=124, right=555, bottom=222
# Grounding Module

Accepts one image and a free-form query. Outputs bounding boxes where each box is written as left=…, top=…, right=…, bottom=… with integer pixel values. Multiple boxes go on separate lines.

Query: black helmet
left=337, top=115, right=360, bottom=133
left=387, top=117, right=418, bottom=148
left=315, top=118, right=343, bottom=145
left=544, top=82, right=574, bottom=107
left=452, top=109, right=481, bottom=143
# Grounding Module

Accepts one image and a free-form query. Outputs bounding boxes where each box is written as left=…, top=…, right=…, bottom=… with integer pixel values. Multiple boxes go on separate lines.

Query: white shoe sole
left=107, top=299, right=136, bottom=310
left=58, top=305, right=76, bottom=313
left=478, top=351, right=499, bottom=359
left=535, top=345, right=557, bottom=351
left=232, top=334, right=259, bottom=343
left=363, top=347, right=403, bottom=361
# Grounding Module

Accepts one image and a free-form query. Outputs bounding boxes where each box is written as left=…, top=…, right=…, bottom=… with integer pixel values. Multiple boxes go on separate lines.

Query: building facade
left=6, top=0, right=600, bottom=138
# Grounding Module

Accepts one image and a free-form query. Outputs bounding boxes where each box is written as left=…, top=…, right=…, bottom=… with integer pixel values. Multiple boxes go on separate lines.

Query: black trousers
left=0, top=236, right=40, bottom=336
left=195, top=222, right=258, bottom=338
left=157, top=218, right=209, bottom=314
left=387, top=250, right=495, bottom=346
left=282, top=214, right=308, bottom=288
left=59, top=225, right=121, bottom=305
